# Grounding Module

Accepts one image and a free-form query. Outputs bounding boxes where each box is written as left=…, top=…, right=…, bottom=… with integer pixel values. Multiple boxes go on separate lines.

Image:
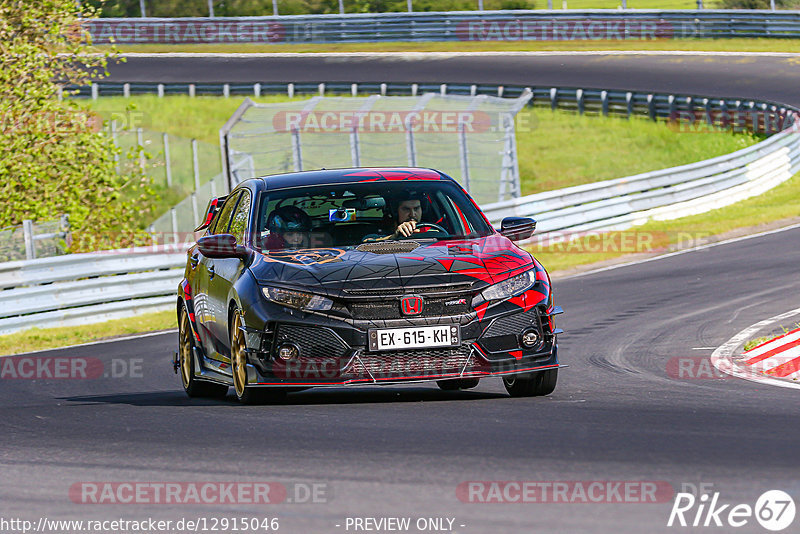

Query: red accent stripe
left=453, top=203, right=469, bottom=232
left=745, top=338, right=800, bottom=365
left=766, top=355, right=800, bottom=378
left=509, top=350, right=523, bottom=360
left=745, top=327, right=800, bottom=353
left=254, top=364, right=560, bottom=386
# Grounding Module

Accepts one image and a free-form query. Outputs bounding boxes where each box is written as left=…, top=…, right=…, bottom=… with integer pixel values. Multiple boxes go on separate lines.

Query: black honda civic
left=175, top=167, right=563, bottom=403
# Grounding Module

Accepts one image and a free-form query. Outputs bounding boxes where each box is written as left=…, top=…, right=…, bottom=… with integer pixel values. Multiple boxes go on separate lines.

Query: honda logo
left=400, top=295, right=424, bottom=316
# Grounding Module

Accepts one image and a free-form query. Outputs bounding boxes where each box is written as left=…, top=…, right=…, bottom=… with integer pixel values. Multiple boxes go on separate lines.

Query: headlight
left=262, top=287, right=333, bottom=311
left=480, top=270, right=536, bottom=302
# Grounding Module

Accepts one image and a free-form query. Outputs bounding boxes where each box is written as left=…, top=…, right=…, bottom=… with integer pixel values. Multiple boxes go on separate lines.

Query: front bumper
left=238, top=306, right=562, bottom=387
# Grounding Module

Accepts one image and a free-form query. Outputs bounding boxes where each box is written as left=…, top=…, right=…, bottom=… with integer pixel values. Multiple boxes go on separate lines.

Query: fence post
left=110, top=120, right=120, bottom=174
left=23, top=219, right=35, bottom=260
left=189, top=84, right=196, bottom=97
left=291, top=127, right=303, bottom=171
left=626, top=92, right=633, bottom=118
left=406, top=126, right=417, bottom=167
left=601, top=90, right=609, bottom=116
left=647, top=94, right=656, bottom=121
left=550, top=87, right=558, bottom=110
left=191, top=192, right=199, bottom=226
left=170, top=208, right=178, bottom=243
left=192, top=139, right=201, bottom=190
left=136, top=127, right=146, bottom=172
left=157, top=83, right=164, bottom=97
left=223, top=84, right=230, bottom=98
left=576, top=89, right=584, bottom=115
left=163, top=133, right=172, bottom=187
left=351, top=83, right=358, bottom=97
left=318, top=83, right=326, bottom=96
left=411, top=83, right=418, bottom=96
left=123, top=83, right=130, bottom=98
left=350, top=126, right=361, bottom=167
left=91, top=83, right=99, bottom=100
left=288, top=83, right=295, bottom=98
left=254, top=83, right=261, bottom=97
left=458, top=123, right=470, bottom=194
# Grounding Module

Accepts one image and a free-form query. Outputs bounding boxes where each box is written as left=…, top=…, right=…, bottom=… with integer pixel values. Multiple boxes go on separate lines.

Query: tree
left=0, top=0, right=155, bottom=252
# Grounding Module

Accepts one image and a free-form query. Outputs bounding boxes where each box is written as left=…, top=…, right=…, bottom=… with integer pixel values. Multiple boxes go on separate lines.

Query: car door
left=207, top=189, right=252, bottom=358
left=195, top=191, right=241, bottom=359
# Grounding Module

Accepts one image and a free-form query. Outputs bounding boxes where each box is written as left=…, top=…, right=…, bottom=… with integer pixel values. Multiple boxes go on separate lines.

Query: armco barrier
left=86, top=11, right=800, bottom=44
left=2, top=84, right=798, bottom=336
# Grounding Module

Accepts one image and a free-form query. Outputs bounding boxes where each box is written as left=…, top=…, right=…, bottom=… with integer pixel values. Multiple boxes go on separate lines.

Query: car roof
left=258, top=167, right=451, bottom=191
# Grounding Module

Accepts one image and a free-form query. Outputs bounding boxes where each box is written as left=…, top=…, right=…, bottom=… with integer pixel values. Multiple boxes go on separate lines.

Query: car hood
left=249, top=234, right=533, bottom=296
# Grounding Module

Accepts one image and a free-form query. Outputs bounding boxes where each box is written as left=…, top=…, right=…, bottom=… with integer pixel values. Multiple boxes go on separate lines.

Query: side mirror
left=197, top=234, right=249, bottom=259
left=500, top=217, right=536, bottom=242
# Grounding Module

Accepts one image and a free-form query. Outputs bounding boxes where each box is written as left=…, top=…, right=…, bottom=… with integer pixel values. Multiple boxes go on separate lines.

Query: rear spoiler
left=194, top=195, right=228, bottom=232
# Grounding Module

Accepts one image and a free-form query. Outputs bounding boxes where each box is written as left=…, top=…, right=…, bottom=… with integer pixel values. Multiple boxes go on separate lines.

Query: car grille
left=348, top=297, right=471, bottom=320
left=274, top=324, right=350, bottom=360
left=479, top=309, right=541, bottom=353
left=346, top=345, right=479, bottom=379
left=343, top=281, right=475, bottom=298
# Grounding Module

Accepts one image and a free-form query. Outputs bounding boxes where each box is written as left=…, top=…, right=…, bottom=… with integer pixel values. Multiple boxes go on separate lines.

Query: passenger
left=263, top=206, right=312, bottom=250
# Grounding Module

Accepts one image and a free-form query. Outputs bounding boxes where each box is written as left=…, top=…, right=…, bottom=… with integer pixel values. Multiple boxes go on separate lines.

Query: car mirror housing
left=197, top=234, right=249, bottom=260
left=499, top=217, right=536, bottom=241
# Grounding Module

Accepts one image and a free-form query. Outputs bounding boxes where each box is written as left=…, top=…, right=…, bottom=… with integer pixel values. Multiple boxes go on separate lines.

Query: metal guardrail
left=3, top=82, right=798, bottom=336
left=86, top=11, right=800, bottom=44
left=0, top=216, right=70, bottom=263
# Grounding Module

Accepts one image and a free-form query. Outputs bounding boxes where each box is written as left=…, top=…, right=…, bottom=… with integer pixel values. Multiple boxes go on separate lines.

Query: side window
left=228, top=190, right=251, bottom=244
left=210, top=192, right=241, bottom=235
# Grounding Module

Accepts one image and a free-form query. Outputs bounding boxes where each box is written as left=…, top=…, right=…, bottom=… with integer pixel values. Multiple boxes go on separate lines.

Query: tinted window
left=228, top=190, right=251, bottom=244
left=256, top=180, right=492, bottom=251
left=210, top=191, right=241, bottom=235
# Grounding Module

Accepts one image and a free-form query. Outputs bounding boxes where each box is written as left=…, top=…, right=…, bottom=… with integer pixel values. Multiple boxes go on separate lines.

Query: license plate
left=368, top=325, right=461, bottom=352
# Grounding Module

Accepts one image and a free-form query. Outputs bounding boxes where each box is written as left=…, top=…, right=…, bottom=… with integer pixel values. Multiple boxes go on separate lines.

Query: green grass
left=0, top=311, right=176, bottom=357
left=104, top=38, right=800, bottom=54
left=87, top=95, right=758, bottom=196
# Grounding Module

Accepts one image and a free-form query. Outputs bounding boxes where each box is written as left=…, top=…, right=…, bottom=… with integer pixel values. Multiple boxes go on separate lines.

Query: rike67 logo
left=668, top=490, right=795, bottom=531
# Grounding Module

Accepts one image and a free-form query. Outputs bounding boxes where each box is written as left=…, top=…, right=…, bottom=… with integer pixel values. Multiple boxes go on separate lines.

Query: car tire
left=502, top=369, right=558, bottom=397
left=178, top=305, right=229, bottom=399
left=437, top=378, right=480, bottom=391
left=230, top=309, right=286, bottom=405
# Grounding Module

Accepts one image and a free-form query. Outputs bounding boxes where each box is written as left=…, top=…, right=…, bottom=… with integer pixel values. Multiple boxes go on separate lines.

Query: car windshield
left=255, top=180, right=493, bottom=251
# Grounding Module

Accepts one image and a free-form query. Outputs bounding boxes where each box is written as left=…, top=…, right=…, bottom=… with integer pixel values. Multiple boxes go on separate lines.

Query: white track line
left=116, top=51, right=800, bottom=59
left=561, top=221, right=800, bottom=280
left=711, top=307, right=800, bottom=390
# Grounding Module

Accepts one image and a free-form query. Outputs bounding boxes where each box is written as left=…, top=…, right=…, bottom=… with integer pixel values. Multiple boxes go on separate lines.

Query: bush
left=0, top=1, right=156, bottom=252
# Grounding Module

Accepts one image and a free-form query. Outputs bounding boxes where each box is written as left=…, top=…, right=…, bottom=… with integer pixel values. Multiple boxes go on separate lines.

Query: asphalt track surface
left=1, top=53, right=799, bottom=533
left=105, top=52, right=800, bottom=107
left=2, top=227, right=799, bottom=533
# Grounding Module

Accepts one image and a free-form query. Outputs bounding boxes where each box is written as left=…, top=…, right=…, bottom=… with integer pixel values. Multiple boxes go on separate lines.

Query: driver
left=392, top=194, right=423, bottom=239
left=263, top=205, right=312, bottom=250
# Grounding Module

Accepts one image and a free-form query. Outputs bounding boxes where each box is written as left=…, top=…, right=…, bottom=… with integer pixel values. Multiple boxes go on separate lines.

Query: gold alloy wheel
left=179, top=310, right=193, bottom=389
left=231, top=313, right=248, bottom=398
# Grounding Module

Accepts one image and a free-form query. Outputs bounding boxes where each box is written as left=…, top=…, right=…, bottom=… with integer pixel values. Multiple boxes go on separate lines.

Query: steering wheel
left=397, top=222, right=449, bottom=239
